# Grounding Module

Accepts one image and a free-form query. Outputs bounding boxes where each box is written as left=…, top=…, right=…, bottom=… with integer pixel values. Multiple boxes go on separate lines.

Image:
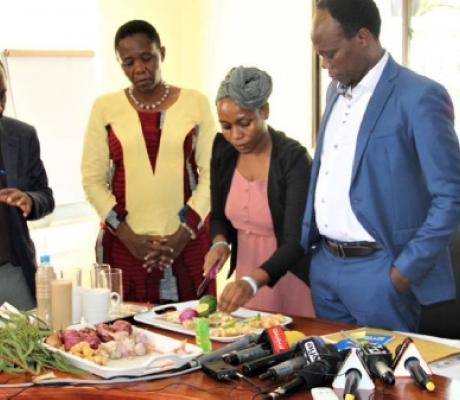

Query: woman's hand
left=202, top=242, right=230, bottom=277
left=116, top=221, right=164, bottom=261
left=142, top=238, right=174, bottom=272
left=218, top=280, right=254, bottom=314
left=218, top=268, right=270, bottom=314
left=163, top=225, right=192, bottom=260
left=0, top=188, right=33, bottom=217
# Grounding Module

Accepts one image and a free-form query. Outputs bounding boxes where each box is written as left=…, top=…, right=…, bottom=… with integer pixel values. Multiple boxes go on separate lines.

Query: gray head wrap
left=216, top=66, right=273, bottom=110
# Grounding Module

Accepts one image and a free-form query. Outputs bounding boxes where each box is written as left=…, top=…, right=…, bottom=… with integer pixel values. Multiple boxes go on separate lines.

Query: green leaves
left=0, top=311, right=83, bottom=375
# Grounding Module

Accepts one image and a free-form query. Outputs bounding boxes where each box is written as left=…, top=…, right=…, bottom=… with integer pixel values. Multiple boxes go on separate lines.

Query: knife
left=196, top=260, right=220, bottom=298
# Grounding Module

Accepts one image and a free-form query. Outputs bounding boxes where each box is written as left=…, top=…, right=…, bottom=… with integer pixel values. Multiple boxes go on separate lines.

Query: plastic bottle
left=35, top=255, right=55, bottom=326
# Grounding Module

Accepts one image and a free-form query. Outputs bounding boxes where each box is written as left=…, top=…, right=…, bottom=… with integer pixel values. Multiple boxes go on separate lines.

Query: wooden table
left=0, top=316, right=458, bottom=400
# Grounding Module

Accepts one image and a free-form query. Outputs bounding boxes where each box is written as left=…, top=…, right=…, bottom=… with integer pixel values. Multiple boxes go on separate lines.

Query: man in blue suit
left=0, top=61, right=54, bottom=309
left=301, top=0, right=460, bottom=331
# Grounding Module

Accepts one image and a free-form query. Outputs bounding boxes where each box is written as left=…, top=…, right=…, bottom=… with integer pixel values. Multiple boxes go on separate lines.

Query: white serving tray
left=133, top=300, right=293, bottom=343
left=43, top=325, right=202, bottom=379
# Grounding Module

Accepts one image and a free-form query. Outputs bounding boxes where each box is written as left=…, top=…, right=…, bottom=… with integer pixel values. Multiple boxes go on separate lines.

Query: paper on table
left=323, top=327, right=460, bottom=363
left=430, top=354, right=460, bottom=380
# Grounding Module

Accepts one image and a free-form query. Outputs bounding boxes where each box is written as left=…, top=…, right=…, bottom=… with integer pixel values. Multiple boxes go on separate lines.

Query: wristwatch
left=105, top=209, right=122, bottom=231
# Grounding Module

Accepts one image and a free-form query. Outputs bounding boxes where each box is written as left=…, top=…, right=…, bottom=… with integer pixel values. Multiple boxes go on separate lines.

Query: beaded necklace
left=128, top=83, right=170, bottom=110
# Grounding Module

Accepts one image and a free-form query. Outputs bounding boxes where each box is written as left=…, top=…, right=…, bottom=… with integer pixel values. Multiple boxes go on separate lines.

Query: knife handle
left=207, top=260, right=220, bottom=280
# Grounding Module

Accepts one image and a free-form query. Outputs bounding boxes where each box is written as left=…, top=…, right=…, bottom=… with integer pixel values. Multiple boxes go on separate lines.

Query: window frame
left=311, top=0, right=413, bottom=147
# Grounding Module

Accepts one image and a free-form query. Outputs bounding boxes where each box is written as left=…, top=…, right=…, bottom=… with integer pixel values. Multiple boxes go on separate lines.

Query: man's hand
left=0, top=188, right=33, bottom=217
left=390, top=266, right=410, bottom=293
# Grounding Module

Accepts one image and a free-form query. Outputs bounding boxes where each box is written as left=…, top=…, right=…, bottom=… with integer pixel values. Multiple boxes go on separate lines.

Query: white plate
left=107, top=303, right=149, bottom=321
left=43, top=325, right=202, bottom=378
left=133, top=300, right=293, bottom=343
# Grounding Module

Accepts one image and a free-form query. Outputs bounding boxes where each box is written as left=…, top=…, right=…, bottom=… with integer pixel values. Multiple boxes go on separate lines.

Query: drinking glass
left=57, top=266, right=82, bottom=324
left=90, top=267, right=123, bottom=314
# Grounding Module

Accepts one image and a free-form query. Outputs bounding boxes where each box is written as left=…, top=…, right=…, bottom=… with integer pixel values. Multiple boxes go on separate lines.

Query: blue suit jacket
left=0, top=116, right=54, bottom=297
left=301, top=56, right=460, bottom=305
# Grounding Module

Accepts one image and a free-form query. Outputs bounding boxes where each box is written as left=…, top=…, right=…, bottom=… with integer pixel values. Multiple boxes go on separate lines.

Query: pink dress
left=225, top=169, right=315, bottom=318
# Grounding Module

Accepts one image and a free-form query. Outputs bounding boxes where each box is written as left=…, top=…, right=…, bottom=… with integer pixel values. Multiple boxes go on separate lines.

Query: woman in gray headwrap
left=203, top=66, right=314, bottom=316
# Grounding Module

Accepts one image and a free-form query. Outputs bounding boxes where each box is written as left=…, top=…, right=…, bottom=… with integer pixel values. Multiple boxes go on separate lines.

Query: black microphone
left=404, top=357, right=435, bottom=392
left=241, top=332, right=307, bottom=377
left=223, top=343, right=272, bottom=364
left=242, top=348, right=296, bottom=376
left=223, top=326, right=291, bottom=365
left=196, top=332, right=260, bottom=364
left=258, top=336, right=327, bottom=381
left=259, top=355, right=305, bottom=380
left=392, top=337, right=412, bottom=369
left=343, top=368, right=361, bottom=400
left=361, top=344, right=395, bottom=385
left=262, top=343, right=342, bottom=399
left=295, top=336, right=327, bottom=363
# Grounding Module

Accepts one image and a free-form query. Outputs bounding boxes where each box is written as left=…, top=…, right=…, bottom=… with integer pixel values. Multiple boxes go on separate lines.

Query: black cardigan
left=210, top=126, right=312, bottom=286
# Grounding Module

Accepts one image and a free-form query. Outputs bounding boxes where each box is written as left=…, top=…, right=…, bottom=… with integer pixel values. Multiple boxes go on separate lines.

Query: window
left=312, top=0, right=460, bottom=143
left=409, top=0, right=460, bottom=134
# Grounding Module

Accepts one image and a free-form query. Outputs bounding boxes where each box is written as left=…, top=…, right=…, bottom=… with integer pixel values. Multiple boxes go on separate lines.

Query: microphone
left=258, top=336, right=327, bottom=381
left=343, top=368, right=361, bottom=400
left=242, top=348, right=296, bottom=376
left=223, top=326, right=291, bottom=365
left=196, top=332, right=260, bottom=364
left=259, top=355, right=305, bottom=380
left=223, top=343, right=271, bottom=364
left=404, top=357, right=435, bottom=392
left=241, top=331, right=306, bottom=376
left=392, top=336, right=435, bottom=392
left=361, top=344, right=395, bottom=385
left=392, top=337, right=412, bottom=370
left=262, top=343, right=342, bottom=399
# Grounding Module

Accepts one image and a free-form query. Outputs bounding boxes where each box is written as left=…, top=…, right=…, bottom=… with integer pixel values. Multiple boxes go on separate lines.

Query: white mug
left=81, top=288, right=121, bottom=324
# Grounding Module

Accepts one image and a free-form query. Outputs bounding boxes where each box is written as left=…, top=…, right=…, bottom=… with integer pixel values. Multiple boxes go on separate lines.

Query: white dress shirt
left=315, top=52, right=389, bottom=242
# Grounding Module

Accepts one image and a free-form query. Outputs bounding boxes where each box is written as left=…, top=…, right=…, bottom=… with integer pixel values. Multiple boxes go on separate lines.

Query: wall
left=1, top=0, right=314, bottom=293
left=0, top=0, right=98, bottom=50
left=97, top=0, right=313, bottom=149
left=1, top=0, right=101, bottom=272
left=202, top=0, right=313, bottom=148
left=97, top=0, right=208, bottom=93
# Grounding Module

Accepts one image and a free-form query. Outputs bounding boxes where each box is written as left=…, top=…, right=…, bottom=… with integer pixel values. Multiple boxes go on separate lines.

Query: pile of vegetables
left=179, top=295, right=218, bottom=322
left=0, top=311, right=83, bottom=375
left=46, top=320, right=157, bottom=363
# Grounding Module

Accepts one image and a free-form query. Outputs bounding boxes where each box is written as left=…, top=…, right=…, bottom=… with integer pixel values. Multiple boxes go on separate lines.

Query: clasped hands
left=116, top=222, right=192, bottom=272
left=0, top=188, right=33, bottom=217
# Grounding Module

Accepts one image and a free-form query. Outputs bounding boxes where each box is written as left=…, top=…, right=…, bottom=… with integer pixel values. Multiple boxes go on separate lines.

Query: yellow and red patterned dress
left=82, top=88, right=216, bottom=302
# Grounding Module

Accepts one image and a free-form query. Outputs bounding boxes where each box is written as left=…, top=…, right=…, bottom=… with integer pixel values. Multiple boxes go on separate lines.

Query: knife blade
left=196, top=260, right=220, bottom=298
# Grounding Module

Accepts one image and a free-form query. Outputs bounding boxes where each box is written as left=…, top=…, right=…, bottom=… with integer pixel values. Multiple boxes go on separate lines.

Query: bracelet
left=210, top=240, right=230, bottom=251
left=241, top=276, right=258, bottom=296
left=181, top=222, right=197, bottom=239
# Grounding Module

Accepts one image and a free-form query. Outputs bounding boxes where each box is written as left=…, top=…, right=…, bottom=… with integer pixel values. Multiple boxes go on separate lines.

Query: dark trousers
left=0, top=263, right=35, bottom=310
